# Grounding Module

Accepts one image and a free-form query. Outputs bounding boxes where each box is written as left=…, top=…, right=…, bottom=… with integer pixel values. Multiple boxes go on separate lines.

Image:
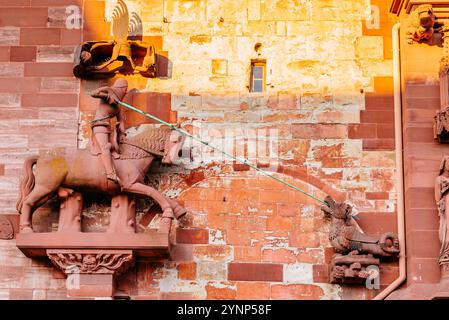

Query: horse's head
left=161, top=130, right=186, bottom=165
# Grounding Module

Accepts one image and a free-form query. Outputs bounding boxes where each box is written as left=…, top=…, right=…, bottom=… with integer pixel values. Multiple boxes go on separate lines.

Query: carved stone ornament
left=321, top=196, right=400, bottom=257
left=405, top=4, right=442, bottom=44
left=330, top=253, right=380, bottom=284
left=321, top=196, right=399, bottom=285
left=0, top=216, right=14, bottom=240
left=73, top=0, right=157, bottom=79
left=435, top=23, right=449, bottom=143
left=47, top=250, right=133, bottom=275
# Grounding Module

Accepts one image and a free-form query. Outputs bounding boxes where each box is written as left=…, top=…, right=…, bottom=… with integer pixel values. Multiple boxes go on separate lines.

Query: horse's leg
left=19, top=184, right=55, bottom=233
left=121, top=182, right=173, bottom=217
left=167, top=198, right=187, bottom=219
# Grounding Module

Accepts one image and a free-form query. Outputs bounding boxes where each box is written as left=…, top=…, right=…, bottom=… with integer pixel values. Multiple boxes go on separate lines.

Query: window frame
left=250, top=59, right=267, bottom=93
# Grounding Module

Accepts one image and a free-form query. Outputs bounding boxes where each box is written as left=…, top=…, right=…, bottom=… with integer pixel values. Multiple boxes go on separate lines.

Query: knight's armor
left=90, top=78, right=128, bottom=184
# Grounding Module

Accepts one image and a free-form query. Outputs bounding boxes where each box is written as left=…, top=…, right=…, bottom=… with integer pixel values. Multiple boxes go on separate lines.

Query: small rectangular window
left=250, top=60, right=266, bottom=93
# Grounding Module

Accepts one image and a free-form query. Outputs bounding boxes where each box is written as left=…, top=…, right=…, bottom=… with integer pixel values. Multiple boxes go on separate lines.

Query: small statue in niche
left=406, top=4, right=442, bottom=44
left=73, top=0, right=156, bottom=79
left=435, top=156, right=449, bottom=268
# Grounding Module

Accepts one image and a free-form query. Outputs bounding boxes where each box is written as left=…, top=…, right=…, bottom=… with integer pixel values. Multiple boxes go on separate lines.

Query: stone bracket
left=330, top=253, right=380, bottom=284
left=47, top=249, right=134, bottom=298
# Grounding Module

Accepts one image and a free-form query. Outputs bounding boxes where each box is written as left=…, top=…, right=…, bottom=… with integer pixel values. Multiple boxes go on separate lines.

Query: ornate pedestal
left=16, top=232, right=169, bottom=299
left=16, top=191, right=171, bottom=299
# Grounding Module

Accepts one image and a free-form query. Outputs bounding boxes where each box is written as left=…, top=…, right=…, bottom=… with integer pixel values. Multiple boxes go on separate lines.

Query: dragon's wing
left=128, top=12, right=143, bottom=38
left=111, top=0, right=129, bottom=40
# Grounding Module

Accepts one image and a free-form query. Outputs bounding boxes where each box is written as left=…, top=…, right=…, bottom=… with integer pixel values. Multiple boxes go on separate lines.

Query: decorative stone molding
left=47, top=250, right=134, bottom=275
left=330, top=253, right=380, bottom=284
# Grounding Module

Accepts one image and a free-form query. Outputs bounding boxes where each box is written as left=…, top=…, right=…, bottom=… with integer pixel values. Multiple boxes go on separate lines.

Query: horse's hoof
left=19, top=225, right=33, bottom=233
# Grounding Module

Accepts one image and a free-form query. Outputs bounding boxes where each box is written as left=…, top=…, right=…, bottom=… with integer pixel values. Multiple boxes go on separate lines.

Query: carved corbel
left=330, top=253, right=380, bottom=284
left=405, top=4, right=441, bottom=44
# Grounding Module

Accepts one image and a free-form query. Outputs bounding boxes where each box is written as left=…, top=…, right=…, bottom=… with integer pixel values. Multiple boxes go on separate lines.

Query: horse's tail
left=16, top=156, right=38, bottom=213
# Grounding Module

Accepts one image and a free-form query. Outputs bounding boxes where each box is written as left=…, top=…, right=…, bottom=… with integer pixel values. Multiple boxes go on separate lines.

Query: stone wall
left=0, top=0, right=399, bottom=299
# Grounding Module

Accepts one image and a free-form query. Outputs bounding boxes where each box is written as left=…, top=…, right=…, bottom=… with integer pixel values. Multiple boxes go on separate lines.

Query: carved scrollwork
left=47, top=250, right=134, bottom=275
left=330, top=253, right=380, bottom=284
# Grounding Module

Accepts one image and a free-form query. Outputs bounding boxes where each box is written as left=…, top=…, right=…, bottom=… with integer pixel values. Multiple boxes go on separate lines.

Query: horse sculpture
left=16, top=126, right=186, bottom=233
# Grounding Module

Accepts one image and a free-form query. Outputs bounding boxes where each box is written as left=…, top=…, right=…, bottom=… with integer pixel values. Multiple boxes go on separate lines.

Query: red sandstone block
left=377, top=124, right=395, bottom=139
left=31, top=0, right=78, bottom=5
left=228, top=263, right=283, bottom=282
left=290, top=232, right=319, bottom=248
left=20, top=28, right=61, bottom=45
left=10, top=46, right=36, bottom=62
left=22, top=93, right=78, bottom=107
left=60, top=29, right=82, bottom=46
left=9, top=289, right=33, bottom=300
left=379, top=265, right=399, bottom=286
left=348, top=123, right=376, bottom=139
left=236, top=282, right=270, bottom=300
left=176, top=228, right=209, bottom=244
left=24, top=62, right=73, bottom=77
left=407, top=230, right=440, bottom=258
left=0, top=47, right=10, bottom=62
left=405, top=187, right=435, bottom=209
left=226, top=229, right=251, bottom=245
left=406, top=209, right=439, bottom=232
left=177, top=262, right=197, bottom=280
left=356, top=212, right=397, bottom=235
left=160, top=292, right=194, bottom=300
left=312, top=264, right=329, bottom=283
left=0, top=77, right=40, bottom=93
left=292, top=124, right=347, bottom=139
left=170, top=244, right=194, bottom=261
left=0, top=0, right=31, bottom=5
left=233, top=162, right=250, bottom=171
left=270, top=284, right=324, bottom=300
left=261, top=248, right=296, bottom=264
left=266, top=216, right=294, bottom=231
left=405, top=97, right=440, bottom=109
left=360, top=110, right=394, bottom=123
left=365, top=93, right=394, bottom=110
left=0, top=164, right=4, bottom=176
left=0, top=8, right=48, bottom=27
left=233, top=246, right=261, bottom=262
left=366, top=192, right=389, bottom=200
left=205, top=283, right=236, bottom=300
left=407, top=257, right=441, bottom=284
left=405, top=84, right=440, bottom=98
left=404, top=127, right=433, bottom=143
